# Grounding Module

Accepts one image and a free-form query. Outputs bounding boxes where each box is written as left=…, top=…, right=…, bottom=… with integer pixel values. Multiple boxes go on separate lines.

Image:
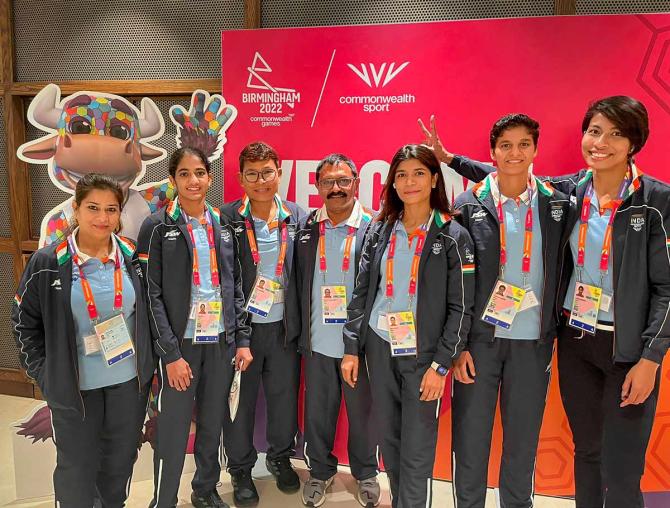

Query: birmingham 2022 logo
left=242, top=52, right=300, bottom=128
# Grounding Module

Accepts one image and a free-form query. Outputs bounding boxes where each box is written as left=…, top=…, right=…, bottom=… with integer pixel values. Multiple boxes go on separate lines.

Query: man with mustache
left=290, top=154, right=380, bottom=507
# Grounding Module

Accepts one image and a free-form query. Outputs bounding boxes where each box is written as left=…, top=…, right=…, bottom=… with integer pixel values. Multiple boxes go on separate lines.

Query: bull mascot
left=17, top=83, right=171, bottom=245
left=14, top=85, right=238, bottom=456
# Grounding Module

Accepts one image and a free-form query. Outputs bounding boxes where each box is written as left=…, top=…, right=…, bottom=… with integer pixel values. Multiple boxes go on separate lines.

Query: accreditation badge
left=481, top=280, right=526, bottom=329
left=568, top=282, right=602, bottom=334
left=245, top=275, right=281, bottom=317
left=194, top=301, right=222, bottom=344
left=94, top=314, right=135, bottom=367
left=321, top=285, right=347, bottom=324
left=387, top=311, right=417, bottom=357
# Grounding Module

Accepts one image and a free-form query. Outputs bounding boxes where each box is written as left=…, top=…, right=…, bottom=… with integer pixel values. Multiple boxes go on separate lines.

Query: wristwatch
left=431, top=361, right=449, bottom=376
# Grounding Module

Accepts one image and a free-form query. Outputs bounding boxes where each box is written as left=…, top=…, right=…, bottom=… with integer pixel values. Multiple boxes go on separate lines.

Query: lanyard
left=385, top=211, right=433, bottom=301
left=497, top=186, right=533, bottom=283
left=185, top=209, right=220, bottom=289
left=68, top=235, right=123, bottom=323
left=245, top=217, right=288, bottom=279
left=318, top=220, right=356, bottom=276
left=576, top=177, right=629, bottom=278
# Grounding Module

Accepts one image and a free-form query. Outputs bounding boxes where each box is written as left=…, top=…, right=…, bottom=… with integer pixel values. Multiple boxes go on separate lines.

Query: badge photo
left=321, top=285, right=347, bottom=324
left=481, top=280, right=526, bottom=329
left=387, top=311, right=417, bottom=357
left=245, top=275, right=280, bottom=317
left=194, top=300, right=222, bottom=344
left=94, top=314, right=135, bottom=367
left=568, top=282, right=602, bottom=334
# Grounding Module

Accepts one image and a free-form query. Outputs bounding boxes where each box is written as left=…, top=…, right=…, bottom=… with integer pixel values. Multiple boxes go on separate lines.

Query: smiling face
left=393, top=158, right=437, bottom=207
left=490, top=126, right=538, bottom=178
left=581, top=113, right=632, bottom=174
left=316, top=162, right=359, bottom=216
left=238, top=159, right=281, bottom=204
left=72, top=189, right=121, bottom=243
left=169, top=152, right=212, bottom=205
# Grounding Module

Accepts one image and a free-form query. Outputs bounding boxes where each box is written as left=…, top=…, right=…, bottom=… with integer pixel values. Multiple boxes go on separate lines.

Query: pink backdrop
left=222, top=14, right=670, bottom=498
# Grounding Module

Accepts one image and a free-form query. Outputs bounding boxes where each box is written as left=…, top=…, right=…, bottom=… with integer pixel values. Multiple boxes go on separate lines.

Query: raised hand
left=418, top=114, right=455, bottom=165
left=169, top=90, right=238, bottom=161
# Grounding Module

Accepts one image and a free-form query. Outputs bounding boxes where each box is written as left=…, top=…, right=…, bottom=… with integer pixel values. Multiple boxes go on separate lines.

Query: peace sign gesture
left=418, top=115, right=455, bottom=165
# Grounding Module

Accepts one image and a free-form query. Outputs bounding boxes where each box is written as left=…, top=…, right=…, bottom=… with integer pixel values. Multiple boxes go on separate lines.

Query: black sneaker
left=190, top=490, right=229, bottom=508
left=230, top=469, right=260, bottom=506
left=266, top=457, right=300, bottom=493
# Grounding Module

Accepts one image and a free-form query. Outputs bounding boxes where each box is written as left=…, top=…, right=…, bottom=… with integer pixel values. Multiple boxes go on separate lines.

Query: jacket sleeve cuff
left=344, top=338, right=360, bottom=356
left=155, top=341, right=182, bottom=363
left=641, top=347, right=664, bottom=365
left=236, top=338, right=251, bottom=348
left=432, top=350, right=455, bottom=369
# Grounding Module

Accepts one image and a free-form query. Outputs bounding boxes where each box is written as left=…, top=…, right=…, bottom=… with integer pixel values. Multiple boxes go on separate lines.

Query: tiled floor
left=0, top=394, right=574, bottom=507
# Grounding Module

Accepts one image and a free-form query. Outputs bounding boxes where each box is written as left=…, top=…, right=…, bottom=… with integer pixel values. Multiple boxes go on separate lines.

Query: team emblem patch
left=551, top=207, right=564, bottom=222
left=431, top=241, right=443, bottom=255
left=630, top=215, right=645, bottom=232
left=464, top=247, right=475, bottom=264
left=221, top=229, right=231, bottom=243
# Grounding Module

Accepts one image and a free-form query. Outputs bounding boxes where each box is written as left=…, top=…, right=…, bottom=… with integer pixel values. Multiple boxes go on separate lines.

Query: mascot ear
left=140, top=144, right=165, bottom=161
left=18, top=136, right=58, bottom=161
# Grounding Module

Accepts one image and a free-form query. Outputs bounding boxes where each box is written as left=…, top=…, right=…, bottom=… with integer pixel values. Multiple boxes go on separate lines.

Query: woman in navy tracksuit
left=424, top=95, right=670, bottom=508
left=342, top=144, right=475, bottom=508
left=137, top=147, right=250, bottom=508
left=12, top=174, right=154, bottom=508
left=450, top=114, right=570, bottom=508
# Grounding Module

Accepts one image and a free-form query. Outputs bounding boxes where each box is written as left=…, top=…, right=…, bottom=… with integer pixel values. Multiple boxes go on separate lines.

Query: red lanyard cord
left=184, top=209, right=220, bottom=289
left=68, top=235, right=123, bottom=323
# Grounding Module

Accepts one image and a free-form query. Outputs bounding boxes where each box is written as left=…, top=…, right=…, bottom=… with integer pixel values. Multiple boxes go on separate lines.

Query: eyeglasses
left=243, top=169, right=277, bottom=183
left=318, top=177, right=356, bottom=190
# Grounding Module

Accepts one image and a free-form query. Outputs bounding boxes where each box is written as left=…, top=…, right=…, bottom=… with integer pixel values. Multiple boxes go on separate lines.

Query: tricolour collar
left=238, top=194, right=291, bottom=221
left=56, top=232, right=134, bottom=266
left=166, top=198, right=220, bottom=223
left=474, top=171, right=554, bottom=205
left=577, top=163, right=643, bottom=200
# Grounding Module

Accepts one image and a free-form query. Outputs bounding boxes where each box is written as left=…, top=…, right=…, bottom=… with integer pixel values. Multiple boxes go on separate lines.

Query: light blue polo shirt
left=183, top=215, right=225, bottom=339
left=563, top=193, right=615, bottom=323
left=70, top=234, right=137, bottom=390
left=493, top=191, right=544, bottom=340
left=370, top=222, right=420, bottom=342
left=310, top=202, right=368, bottom=358
left=251, top=215, right=285, bottom=323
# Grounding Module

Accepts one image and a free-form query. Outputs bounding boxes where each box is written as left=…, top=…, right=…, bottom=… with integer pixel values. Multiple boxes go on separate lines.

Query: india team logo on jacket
left=221, top=229, right=231, bottom=243
left=464, top=247, right=475, bottom=264
left=551, top=206, right=564, bottom=222
left=431, top=241, right=443, bottom=255
left=630, top=214, right=645, bottom=232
